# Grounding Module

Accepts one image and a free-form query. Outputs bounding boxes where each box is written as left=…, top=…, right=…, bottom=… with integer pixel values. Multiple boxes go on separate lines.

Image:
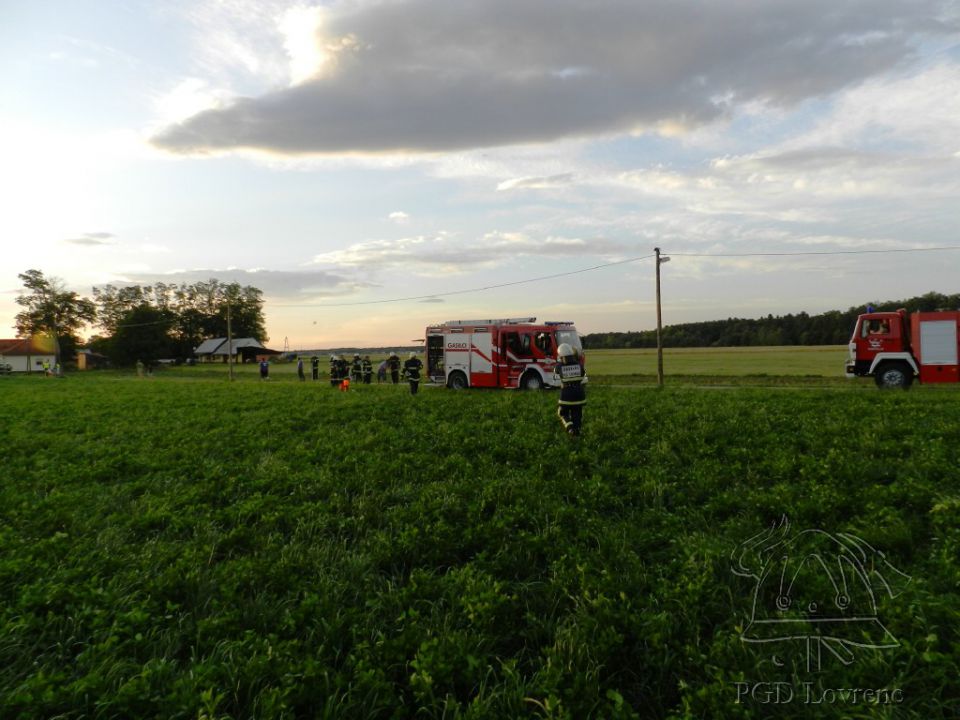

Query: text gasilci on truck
left=846, top=308, right=960, bottom=389
left=425, top=317, right=583, bottom=389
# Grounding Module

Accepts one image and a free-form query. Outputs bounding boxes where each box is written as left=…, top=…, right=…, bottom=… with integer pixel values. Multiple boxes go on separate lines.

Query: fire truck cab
left=425, top=317, right=583, bottom=390
left=846, top=309, right=960, bottom=388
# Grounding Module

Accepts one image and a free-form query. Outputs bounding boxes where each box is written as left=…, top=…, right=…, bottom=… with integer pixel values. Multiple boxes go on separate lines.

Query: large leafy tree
left=15, top=269, right=96, bottom=360
left=167, top=280, right=268, bottom=351
left=91, top=284, right=152, bottom=335
left=107, top=305, right=176, bottom=366
left=92, top=278, right=268, bottom=363
left=214, top=283, right=268, bottom=341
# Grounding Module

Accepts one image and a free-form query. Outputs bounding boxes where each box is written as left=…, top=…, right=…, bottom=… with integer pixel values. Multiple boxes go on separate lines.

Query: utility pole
left=655, top=247, right=670, bottom=388
left=52, top=319, right=61, bottom=369
left=226, top=297, right=234, bottom=382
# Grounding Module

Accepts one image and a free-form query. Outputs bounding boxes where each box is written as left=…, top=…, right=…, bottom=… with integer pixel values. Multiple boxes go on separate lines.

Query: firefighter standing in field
left=362, top=355, right=373, bottom=384
left=329, top=355, right=340, bottom=387
left=387, top=352, right=401, bottom=384
left=351, top=353, right=363, bottom=383
left=554, top=343, right=586, bottom=437
left=311, top=355, right=320, bottom=381
left=403, top=352, right=424, bottom=395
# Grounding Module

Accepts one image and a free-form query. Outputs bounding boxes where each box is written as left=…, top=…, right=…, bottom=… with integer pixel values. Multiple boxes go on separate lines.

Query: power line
left=670, top=245, right=960, bottom=258
left=110, top=317, right=178, bottom=329
left=274, top=253, right=657, bottom=308
left=86, top=244, right=960, bottom=322
left=273, top=244, right=960, bottom=309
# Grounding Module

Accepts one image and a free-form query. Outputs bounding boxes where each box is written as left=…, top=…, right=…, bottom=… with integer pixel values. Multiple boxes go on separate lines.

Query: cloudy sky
left=2, top=0, right=959, bottom=348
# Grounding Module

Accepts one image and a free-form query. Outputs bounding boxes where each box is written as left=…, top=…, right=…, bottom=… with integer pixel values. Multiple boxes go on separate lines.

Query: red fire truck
left=846, top=309, right=960, bottom=388
left=425, top=317, right=583, bottom=389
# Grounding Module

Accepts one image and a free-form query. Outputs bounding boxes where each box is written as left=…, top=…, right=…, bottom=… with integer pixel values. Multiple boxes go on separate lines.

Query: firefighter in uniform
left=311, top=355, right=320, bottom=380
left=362, top=355, right=373, bottom=384
left=329, top=355, right=340, bottom=387
left=351, top=353, right=363, bottom=383
left=554, top=343, right=586, bottom=437
left=387, top=352, right=401, bottom=384
left=403, top=352, right=424, bottom=395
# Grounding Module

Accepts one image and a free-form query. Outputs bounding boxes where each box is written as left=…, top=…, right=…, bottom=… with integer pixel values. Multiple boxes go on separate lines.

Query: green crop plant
left=1, top=373, right=958, bottom=718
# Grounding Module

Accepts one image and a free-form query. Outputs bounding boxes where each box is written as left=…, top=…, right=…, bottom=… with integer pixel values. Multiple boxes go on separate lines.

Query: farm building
left=194, top=337, right=281, bottom=363
left=76, top=349, right=110, bottom=370
left=0, top=336, right=58, bottom=373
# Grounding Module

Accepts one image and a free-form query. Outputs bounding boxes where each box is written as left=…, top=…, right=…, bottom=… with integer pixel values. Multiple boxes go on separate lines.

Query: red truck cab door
left=501, top=331, right=533, bottom=386
left=852, top=313, right=904, bottom=369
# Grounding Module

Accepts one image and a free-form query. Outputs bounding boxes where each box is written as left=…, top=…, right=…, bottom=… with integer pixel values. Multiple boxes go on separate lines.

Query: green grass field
left=585, top=345, right=849, bottom=377
left=163, top=345, right=854, bottom=386
left=1, top=367, right=958, bottom=718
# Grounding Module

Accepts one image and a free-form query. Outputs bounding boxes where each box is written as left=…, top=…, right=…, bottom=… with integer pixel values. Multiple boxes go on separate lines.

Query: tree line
left=15, top=268, right=958, bottom=361
left=582, top=292, right=960, bottom=349
left=14, top=269, right=267, bottom=366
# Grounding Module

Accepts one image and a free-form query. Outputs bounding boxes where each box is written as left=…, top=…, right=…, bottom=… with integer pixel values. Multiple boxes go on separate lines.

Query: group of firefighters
left=263, top=344, right=586, bottom=436
left=279, top=351, right=425, bottom=395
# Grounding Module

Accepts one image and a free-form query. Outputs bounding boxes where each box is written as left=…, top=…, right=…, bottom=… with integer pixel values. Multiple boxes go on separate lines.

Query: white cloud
left=277, top=5, right=328, bottom=85
left=497, top=173, right=576, bottom=191
left=117, top=267, right=368, bottom=300
left=779, top=62, right=960, bottom=155
left=312, top=231, right=629, bottom=275
left=152, top=77, right=235, bottom=125
left=169, top=0, right=294, bottom=88
left=388, top=211, right=410, bottom=224
left=63, top=232, right=116, bottom=246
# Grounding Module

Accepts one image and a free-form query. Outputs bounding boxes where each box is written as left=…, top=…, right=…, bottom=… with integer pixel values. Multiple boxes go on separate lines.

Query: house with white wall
left=0, top=337, right=57, bottom=373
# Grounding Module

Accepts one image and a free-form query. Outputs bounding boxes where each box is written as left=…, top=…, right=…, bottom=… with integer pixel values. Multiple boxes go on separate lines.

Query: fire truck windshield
left=555, top=330, right=582, bottom=353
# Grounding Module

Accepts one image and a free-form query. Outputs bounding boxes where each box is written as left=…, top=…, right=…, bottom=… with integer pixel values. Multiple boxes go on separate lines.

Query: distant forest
left=582, top=292, right=960, bottom=349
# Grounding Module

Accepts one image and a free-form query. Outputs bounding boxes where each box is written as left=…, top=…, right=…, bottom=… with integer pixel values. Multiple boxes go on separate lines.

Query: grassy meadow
left=584, top=345, right=849, bottom=379
left=1, top=361, right=958, bottom=718
left=167, top=345, right=853, bottom=386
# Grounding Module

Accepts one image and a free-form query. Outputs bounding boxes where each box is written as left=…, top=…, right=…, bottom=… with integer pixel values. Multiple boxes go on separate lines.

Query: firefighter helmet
left=409, top=351, right=416, bottom=359
left=557, top=343, right=575, bottom=359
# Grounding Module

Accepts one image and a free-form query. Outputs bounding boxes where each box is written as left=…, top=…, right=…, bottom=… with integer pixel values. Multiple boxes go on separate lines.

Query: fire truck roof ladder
left=443, top=317, right=537, bottom=326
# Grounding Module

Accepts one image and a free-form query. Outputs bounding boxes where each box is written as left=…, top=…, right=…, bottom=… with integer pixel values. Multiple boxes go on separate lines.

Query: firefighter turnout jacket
left=403, top=357, right=423, bottom=381
left=555, top=357, right=586, bottom=406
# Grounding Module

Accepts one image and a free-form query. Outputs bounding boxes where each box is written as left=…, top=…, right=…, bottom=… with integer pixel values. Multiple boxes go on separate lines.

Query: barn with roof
left=194, top=338, right=281, bottom=363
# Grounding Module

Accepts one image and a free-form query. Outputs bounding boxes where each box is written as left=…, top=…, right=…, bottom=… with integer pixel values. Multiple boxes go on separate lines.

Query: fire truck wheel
left=520, top=372, right=543, bottom=390
left=874, top=362, right=913, bottom=390
left=447, top=371, right=468, bottom=390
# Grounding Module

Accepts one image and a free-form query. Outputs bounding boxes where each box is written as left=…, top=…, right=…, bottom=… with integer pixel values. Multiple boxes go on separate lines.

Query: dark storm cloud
left=151, top=0, right=955, bottom=155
